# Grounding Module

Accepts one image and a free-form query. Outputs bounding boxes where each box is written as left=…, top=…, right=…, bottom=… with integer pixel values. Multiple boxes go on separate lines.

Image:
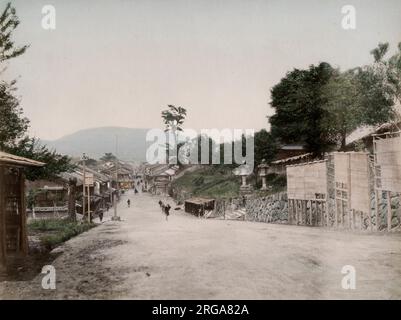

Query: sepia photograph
left=0, top=0, right=401, bottom=310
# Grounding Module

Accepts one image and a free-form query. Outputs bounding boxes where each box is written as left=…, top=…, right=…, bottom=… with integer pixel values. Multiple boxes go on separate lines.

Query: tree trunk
left=68, top=178, right=77, bottom=222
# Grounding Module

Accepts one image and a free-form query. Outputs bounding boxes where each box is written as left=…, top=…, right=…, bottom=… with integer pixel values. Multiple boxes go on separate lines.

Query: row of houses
left=98, top=161, right=135, bottom=189
left=141, top=163, right=180, bottom=195
left=25, top=159, right=136, bottom=219
left=0, top=150, right=141, bottom=267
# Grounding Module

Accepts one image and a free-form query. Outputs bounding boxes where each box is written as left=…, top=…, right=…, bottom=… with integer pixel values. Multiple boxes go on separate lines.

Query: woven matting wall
left=376, top=136, right=401, bottom=192
left=334, top=152, right=370, bottom=213
left=287, top=161, right=327, bottom=200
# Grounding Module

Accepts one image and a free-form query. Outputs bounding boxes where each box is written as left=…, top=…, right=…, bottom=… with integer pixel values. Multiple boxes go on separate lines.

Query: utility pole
left=112, top=135, right=121, bottom=221
left=82, top=153, right=86, bottom=221
left=87, top=184, right=91, bottom=223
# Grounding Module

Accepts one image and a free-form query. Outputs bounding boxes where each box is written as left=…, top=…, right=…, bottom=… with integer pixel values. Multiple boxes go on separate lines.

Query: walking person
left=158, top=200, right=164, bottom=214
left=127, top=199, right=131, bottom=208
left=164, top=204, right=171, bottom=221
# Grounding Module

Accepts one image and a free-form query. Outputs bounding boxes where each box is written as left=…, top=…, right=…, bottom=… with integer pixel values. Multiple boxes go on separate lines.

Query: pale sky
left=4, top=0, right=401, bottom=140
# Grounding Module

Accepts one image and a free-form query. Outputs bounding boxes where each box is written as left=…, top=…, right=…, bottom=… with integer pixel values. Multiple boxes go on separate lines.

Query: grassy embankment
left=172, top=166, right=240, bottom=199
left=28, top=219, right=95, bottom=249
left=171, top=165, right=287, bottom=199
left=256, top=173, right=287, bottom=194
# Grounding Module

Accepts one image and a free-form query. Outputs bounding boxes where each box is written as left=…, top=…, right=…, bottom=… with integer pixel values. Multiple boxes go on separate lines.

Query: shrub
left=28, top=218, right=95, bottom=249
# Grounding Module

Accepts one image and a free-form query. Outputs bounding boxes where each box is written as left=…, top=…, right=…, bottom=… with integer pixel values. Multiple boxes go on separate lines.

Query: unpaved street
left=1, top=190, right=401, bottom=299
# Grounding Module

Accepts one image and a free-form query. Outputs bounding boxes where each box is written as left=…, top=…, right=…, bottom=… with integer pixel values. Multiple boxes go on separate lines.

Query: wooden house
left=59, top=168, right=113, bottom=218
left=26, top=178, right=70, bottom=218
left=275, top=144, right=307, bottom=160
left=99, top=161, right=133, bottom=190
left=0, top=151, right=44, bottom=267
left=143, top=164, right=179, bottom=195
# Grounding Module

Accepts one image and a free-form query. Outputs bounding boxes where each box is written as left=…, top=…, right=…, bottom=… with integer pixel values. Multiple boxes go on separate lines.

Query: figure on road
left=158, top=200, right=164, bottom=213
left=127, top=199, right=131, bottom=208
left=164, top=204, right=171, bottom=221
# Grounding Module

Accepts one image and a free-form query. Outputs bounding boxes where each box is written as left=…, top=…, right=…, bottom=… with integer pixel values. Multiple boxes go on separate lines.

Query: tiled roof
left=271, top=152, right=313, bottom=165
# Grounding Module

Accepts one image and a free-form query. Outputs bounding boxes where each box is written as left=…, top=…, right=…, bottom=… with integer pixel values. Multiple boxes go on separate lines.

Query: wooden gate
left=0, top=151, right=44, bottom=266
left=0, top=166, right=28, bottom=261
left=373, top=131, right=401, bottom=231
left=287, top=160, right=328, bottom=226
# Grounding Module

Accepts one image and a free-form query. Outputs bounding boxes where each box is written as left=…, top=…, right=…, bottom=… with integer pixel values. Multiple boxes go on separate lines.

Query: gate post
left=387, top=191, right=392, bottom=231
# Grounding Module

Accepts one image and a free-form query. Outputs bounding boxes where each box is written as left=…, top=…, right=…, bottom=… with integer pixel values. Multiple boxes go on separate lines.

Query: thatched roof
left=0, top=151, right=45, bottom=167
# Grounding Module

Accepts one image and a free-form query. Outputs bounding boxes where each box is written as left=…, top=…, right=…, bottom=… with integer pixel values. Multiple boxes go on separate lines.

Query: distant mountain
left=41, top=127, right=152, bottom=161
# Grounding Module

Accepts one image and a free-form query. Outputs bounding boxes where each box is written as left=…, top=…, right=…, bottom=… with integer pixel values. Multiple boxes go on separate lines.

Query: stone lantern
left=258, top=159, right=269, bottom=190
left=233, top=164, right=253, bottom=195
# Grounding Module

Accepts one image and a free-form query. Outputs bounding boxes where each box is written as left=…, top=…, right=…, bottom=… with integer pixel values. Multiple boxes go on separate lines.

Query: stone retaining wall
left=245, top=192, right=288, bottom=224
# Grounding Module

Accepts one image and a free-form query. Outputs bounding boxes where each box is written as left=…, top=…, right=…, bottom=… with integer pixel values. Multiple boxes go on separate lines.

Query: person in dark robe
left=164, top=204, right=171, bottom=221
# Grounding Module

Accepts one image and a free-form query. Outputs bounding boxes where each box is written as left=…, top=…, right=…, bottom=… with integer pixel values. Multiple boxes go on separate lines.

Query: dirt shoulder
left=1, top=221, right=128, bottom=299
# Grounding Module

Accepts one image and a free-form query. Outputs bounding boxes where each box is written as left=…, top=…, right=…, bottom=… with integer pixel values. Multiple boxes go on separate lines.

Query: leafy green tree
left=269, top=62, right=335, bottom=154
left=161, top=105, right=187, bottom=132
left=320, top=44, right=395, bottom=150
left=320, top=69, right=362, bottom=149
left=354, top=65, right=394, bottom=125
left=85, top=158, right=98, bottom=167
left=161, top=105, right=187, bottom=164
left=0, top=2, right=28, bottom=63
left=0, top=81, right=29, bottom=149
left=367, top=42, right=401, bottom=120
left=10, top=137, right=73, bottom=181
left=100, top=152, right=117, bottom=162
left=27, top=188, right=39, bottom=211
left=0, top=2, right=73, bottom=180
left=0, top=2, right=29, bottom=149
left=386, top=43, right=401, bottom=106
left=269, top=49, right=396, bottom=153
left=254, top=129, right=278, bottom=167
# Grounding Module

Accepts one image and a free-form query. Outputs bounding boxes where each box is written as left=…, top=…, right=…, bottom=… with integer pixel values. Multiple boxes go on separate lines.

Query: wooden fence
left=373, top=131, right=401, bottom=231
left=287, top=160, right=328, bottom=226
left=286, top=150, right=400, bottom=231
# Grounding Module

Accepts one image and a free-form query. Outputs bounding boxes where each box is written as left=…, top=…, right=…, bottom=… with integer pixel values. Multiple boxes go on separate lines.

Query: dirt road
left=1, top=190, right=401, bottom=299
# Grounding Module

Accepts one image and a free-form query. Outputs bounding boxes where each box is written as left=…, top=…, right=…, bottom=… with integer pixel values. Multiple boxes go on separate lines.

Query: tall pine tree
left=0, top=2, right=73, bottom=180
